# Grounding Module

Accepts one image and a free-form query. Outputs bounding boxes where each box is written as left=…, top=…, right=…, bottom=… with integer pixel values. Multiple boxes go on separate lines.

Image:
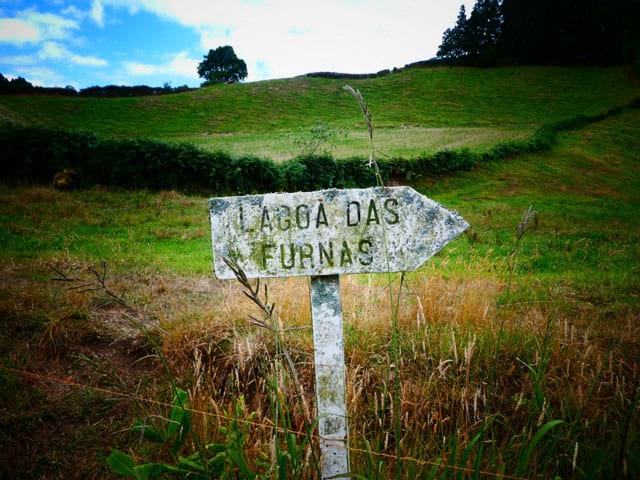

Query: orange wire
left=2, top=364, right=530, bottom=480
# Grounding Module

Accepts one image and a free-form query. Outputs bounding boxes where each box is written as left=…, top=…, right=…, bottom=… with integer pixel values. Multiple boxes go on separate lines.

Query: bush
left=86, top=139, right=221, bottom=190
left=0, top=124, right=96, bottom=185
left=0, top=106, right=627, bottom=193
left=335, top=157, right=382, bottom=188
left=227, top=156, right=281, bottom=194
left=282, top=155, right=337, bottom=191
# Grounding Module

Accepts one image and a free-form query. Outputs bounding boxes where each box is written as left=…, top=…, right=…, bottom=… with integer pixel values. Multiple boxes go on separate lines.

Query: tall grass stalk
left=222, top=256, right=318, bottom=478
left=492, top=206, right=538, bottom=385
left=344, top=84, right=405, bottom=479
left=342, top=85, right=382, bottom=184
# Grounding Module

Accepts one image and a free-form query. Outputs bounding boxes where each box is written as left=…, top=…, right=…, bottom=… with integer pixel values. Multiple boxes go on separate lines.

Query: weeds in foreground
left=2, top=100, right=639, bottom=479
left=1, top=244, right=637, bottom=478
left=47, top=259, right=317, bottom=479
left=287, top=121, right=347, bottom=157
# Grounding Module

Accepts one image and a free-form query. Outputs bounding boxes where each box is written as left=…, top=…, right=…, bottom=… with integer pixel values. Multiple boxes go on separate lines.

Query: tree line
left=438, top=0, right=640, bottom=66
left=0, top=73, right=193, bottom=97
left=0, top=45, right=246, bottom=97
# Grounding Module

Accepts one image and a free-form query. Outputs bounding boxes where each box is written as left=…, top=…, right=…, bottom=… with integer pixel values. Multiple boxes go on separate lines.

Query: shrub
left=281, top=155, right=337, bottom=191
left=0, top=106, right=628, bottom=194
left=335, top=157, right=382, bottom=188
left=0, top=124, right=96, bottom=185
left=227, top=155, right=281, bottom=194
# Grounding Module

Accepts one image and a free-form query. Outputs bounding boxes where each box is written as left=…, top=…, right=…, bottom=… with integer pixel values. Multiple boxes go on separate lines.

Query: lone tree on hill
left=197, top=45, right=248, bottom=85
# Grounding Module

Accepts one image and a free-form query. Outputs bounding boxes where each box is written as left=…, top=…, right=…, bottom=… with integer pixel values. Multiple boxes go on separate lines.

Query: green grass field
left=1, top=65, right=638, bottom=160
left=1, top=66, right=639, bottom=479
left=1, top=110, right=638, bottom=288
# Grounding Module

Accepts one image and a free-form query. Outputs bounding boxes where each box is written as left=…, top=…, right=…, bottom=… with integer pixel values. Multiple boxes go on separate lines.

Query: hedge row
left=0, top=126, right=379, bottom=193
left=0, top=105, right=630, bottom=194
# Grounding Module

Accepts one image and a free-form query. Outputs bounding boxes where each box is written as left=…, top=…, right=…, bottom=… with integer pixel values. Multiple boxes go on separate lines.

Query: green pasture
left=1, top=66, right=639, bottom=479
left=1, top=66, right=638, bottom=161
left=186, top=125, right=534, bottom=161
left=1, top=108, right=638, bottom=298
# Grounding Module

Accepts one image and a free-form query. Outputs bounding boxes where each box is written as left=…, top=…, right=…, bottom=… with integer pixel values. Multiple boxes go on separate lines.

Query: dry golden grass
left=1, top=256, right=638, bottom=477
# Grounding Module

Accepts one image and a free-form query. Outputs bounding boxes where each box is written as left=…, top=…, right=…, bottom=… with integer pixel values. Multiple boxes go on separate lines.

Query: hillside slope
left=1, top=107, right=638, bottom=480
left=0, top=66, right=638, bottom=141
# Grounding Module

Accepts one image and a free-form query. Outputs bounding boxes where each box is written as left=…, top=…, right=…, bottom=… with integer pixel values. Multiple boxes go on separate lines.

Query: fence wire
left=2, top=364, right=531, bottom=480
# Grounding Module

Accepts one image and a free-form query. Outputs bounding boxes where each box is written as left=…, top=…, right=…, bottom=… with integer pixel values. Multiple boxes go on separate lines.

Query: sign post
left=210, top=186, right=468, bottom=478
left=310, top=274, right=349, bottom=476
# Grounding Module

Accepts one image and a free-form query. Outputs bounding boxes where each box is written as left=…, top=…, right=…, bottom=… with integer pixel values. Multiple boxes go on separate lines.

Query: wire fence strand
left=2, top=364, right=531, bottom=480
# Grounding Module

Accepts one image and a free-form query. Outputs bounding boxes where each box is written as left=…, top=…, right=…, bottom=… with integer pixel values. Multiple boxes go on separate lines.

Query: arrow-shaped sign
left=210, top=186, right=468, bottom=279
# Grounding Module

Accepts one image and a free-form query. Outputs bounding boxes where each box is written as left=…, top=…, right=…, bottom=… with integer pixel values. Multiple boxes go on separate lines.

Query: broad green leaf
left=132, top=420, right=166, bottom=444
left=107, top=450, right=136, bottom=477
left=208, top=452, right=226, bottom=476
left=178, top=455, right=206, bottom=472
left=207, top=442, right=227, bottom=454
left=227, top=448, right=253, bottom=478
left=133, top=463, right=178, bottom=480
left=168, top=388, right=190, bottom=438
left=516, top=419, right=565, bottom=475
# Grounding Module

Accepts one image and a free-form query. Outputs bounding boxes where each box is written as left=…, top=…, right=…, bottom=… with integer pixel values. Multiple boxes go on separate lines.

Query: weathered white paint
left=310, top=275, right=350, bottom=478
left=210, top=186, right=468, bottom=279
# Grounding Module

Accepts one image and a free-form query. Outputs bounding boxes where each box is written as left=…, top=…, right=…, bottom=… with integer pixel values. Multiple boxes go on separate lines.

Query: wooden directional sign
left=210, top=186, right=468, bottom=479
left=209, top=186, right=469, bottom=280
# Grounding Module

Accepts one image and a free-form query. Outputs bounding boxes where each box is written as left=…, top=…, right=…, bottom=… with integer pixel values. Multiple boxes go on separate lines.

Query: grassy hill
left=1, top=65, right=638, bottom=160
left=1, top=106, right=639, bottom=479
left=1, top=65, right=639, bottom=479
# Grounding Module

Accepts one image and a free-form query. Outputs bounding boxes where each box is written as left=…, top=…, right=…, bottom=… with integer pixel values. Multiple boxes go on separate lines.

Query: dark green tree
left=438, top=0, right=639, bottom=66
left=437, top=1, right=501, bottom=63
left=500, top=0, right=640, bottom=65
left=465, top=0, right=502, bottom=62
left=197, top=45, right=248, bottom=85
left=437, top=5, right=470, bottom=59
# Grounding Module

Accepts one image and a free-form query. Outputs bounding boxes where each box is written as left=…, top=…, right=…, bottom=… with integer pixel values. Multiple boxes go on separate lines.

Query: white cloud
left=61, top=2, right=104, bottom=27
left=101, top=0, right=477, bottom=81
left=124, top=61, right=156, bottom=76
left=0, top=54, right=37, bottom=66
left=0, top=9, right=80, bottom=45
left=124, top=51, right=199, bottom=79
left=17, top=9, right=79, bottom=41
left=61, top=5, right=84, bottom=20
left=167, top=51, right=200, bottom=77
left=12, top=66, right=65, bottom=86
left=39, top=41, right=67, bottom=59
left=91, top=0, right=105, bottom=27
left=76, top=55, right=107, bottom=67
left=0, top=18, right=40, bottom=44
left=39, top=41, right=108, bottom=67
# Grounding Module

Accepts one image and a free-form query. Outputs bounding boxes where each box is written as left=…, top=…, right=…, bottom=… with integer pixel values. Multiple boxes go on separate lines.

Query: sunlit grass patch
left=183, top=126, right=534, bottom=162
left=0, top=66, right=637, bottom=141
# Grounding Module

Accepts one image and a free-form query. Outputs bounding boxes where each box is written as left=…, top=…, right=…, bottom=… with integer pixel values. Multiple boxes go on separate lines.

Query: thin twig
left=222, top=256, right=313, bottom=424
left=48, top=262, right=133, bottom=310
left=343, top=84, right=380, bottom=179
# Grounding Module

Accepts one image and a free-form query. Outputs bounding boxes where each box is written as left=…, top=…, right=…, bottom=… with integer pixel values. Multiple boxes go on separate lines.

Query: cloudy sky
left=0, top=0, right=474, bottom=89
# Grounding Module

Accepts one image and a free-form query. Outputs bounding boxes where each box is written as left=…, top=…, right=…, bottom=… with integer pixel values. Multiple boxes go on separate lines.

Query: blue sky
left=0, top=0, right=474, bottom=89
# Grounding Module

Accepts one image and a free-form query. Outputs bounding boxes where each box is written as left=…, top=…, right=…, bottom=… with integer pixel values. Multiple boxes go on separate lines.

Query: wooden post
left=310, top=275, right=350, bottom=478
